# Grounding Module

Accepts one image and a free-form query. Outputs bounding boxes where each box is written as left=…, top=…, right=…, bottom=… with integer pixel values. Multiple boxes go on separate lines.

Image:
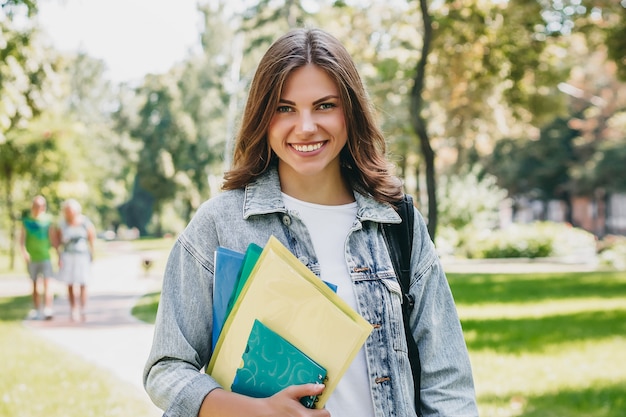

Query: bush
left=469, top=223, right=553, bottom=259
left=597, top=235, right=626, bottom=270
left=437, top=166, right=507, bottom=231
left=456, top=222, right=597, bottom=260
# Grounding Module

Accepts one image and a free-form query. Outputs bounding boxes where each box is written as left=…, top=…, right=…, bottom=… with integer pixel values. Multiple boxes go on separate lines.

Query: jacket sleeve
left=409, top=209, right=479, bottom=417
left=143, top=233, right=221, bottom=417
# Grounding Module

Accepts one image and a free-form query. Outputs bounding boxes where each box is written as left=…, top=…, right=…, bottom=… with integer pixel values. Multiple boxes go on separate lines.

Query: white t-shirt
left=283, top=193, right=375, bottom=416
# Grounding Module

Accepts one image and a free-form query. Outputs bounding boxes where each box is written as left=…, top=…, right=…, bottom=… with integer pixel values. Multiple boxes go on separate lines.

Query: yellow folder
left=208, top=236, right=373, bottom=408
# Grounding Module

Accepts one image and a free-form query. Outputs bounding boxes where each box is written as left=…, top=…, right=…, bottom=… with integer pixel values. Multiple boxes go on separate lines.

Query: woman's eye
left=319, top=102, right=336, bottom=110
left=277, top=105, right=292, bottom=113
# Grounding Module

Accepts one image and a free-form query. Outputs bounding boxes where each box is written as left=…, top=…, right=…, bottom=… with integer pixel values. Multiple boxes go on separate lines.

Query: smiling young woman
left=144, top=28, right=478, bottom=417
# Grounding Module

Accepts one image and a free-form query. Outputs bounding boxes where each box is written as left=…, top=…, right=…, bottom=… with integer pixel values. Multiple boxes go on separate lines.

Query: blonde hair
left=62, top=199, right=82, bottom=214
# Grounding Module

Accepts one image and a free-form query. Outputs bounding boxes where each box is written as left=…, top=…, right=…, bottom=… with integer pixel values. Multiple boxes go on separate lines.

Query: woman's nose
left=296, top=111, right=317, bottom=135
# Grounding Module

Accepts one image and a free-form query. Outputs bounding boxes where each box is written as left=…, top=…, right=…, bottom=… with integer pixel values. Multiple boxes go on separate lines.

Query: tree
left=590, top=143, right=626, bottom=193
left=239, top=0, right=314, bottom=47
left=121, top=3, right=241, bottom=235
left=130, top=74, right=197, bottom=235
left=606, top=6, right=626, bottom=81
left=410, top=0, right=437, bottom=238
left=53, top=51, right=138, bottom=230
left=544, top=0, right=626, bottom=80
left=184, top=1, right=237, bottom=194
left=485, top=116, right=581, bottom=219
left=0, top=1, right=50, bottom=142
left=402, top=0, right=626, bottom=237
left=0, top=1, right=60, bottom=268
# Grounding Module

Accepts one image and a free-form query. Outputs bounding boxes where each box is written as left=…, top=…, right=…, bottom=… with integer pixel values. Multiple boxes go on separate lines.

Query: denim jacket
left=144, top=167, right=478, bottom=417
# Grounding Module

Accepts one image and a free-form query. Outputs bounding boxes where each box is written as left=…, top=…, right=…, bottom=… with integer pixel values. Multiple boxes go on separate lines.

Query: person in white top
left=55, top=199, right=96, bottom=321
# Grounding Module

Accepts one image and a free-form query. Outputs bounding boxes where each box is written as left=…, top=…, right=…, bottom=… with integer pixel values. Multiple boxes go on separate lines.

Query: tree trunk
left=409, top=0, right=437, bottom=239
left=2, top=167, right=16, bottom=270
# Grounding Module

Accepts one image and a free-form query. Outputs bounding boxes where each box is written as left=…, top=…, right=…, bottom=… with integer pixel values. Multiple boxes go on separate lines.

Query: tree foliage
left=487, top=116, right=579, bottom=201
left=606, top=6, right=626, bottom=81
left=131, top=74, right=195, bottom=235
left=1, top=0, right=625, bottom=247
left=121, top=3, right=237, bottom=235
left=1, top=1, right=57, bottom=266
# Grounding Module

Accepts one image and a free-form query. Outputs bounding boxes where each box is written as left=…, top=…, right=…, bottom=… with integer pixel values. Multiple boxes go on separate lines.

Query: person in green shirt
left=20, top=195, right=56, bottom=320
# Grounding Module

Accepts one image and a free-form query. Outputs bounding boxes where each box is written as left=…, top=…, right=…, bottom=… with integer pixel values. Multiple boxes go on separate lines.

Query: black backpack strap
left=382, top=194, right=422, bottom=411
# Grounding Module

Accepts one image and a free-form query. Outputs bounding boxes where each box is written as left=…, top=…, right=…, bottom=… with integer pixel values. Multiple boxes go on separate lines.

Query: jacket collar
left=243, top=166, right=401, bottom=224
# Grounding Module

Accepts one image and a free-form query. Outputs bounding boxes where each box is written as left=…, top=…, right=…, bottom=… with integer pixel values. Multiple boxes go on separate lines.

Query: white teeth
left=292, top=142, right=323, bottom=152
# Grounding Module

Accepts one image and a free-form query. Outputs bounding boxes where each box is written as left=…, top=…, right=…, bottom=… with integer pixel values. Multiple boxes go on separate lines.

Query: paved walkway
left=3, top=241, right=163, bottom=416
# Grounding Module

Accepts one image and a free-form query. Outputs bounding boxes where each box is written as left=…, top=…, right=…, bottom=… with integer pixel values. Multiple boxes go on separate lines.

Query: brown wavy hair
left=222, top=28, right=403, bottom=203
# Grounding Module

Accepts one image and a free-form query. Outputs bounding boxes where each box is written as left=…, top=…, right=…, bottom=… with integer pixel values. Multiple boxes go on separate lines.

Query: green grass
left=448, top=271, right=626, bottom=417
left=126, top=236, right=176, bottom=253
left=131, top=292, right=161, bottom=324
left=0, top=295, right=159, bottom=417
left=131, top=270, right=626, bottom=416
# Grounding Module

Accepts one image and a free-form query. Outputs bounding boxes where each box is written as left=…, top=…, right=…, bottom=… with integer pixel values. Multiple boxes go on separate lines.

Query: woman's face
left=31, top=198, right=46, bottom=216
left=63, top=205, right=77, bottom=222
left=268, top=64, right=347, bottom=182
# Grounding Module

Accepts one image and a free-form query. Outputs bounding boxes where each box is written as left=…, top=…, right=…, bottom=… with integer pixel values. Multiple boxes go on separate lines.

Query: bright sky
left=37, top=0, right=203, bottom=83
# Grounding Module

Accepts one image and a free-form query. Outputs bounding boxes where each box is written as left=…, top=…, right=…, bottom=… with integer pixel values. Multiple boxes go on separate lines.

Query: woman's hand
left=267, top=384, right=330, bottom=416
left=199, top=384, right=330, bottom=417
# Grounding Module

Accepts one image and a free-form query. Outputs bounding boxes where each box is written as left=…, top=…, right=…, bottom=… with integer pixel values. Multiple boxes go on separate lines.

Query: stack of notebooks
left=209, top=236, right=373, bottom=409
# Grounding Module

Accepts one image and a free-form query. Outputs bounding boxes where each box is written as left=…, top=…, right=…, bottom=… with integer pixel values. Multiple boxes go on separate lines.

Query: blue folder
left=212, top=246, right=245, bottom=350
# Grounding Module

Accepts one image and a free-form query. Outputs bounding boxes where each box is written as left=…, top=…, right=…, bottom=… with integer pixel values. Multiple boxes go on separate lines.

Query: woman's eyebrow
left=277, top=95, right=339, bottom=106
left=313, top=95, right=339, bottom=105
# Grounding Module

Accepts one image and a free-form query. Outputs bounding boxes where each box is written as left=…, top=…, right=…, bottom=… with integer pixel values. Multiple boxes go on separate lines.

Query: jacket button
left=282, top=215, right=291, bottom=226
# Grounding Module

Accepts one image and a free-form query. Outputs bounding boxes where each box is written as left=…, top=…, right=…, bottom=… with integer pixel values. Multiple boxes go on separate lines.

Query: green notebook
left=231, top=319, right=327, bottom=408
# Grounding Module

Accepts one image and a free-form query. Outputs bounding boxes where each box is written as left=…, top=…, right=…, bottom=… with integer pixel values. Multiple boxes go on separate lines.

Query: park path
left=9, top=241, right=164, bottom=416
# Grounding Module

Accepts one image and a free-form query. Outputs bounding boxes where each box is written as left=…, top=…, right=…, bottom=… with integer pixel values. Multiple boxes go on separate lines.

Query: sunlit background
left=1, top=1, right=625, bottom=416
left=37, top=0, right=202, bottom=82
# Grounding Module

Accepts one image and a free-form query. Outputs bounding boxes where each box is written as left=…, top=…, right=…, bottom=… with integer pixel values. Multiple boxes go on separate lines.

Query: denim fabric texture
left=143, top=167, right=478, bottom=417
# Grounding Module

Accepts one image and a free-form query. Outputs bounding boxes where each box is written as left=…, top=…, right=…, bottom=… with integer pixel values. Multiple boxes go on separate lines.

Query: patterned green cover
left=231, top=319, right=327, bottom=408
